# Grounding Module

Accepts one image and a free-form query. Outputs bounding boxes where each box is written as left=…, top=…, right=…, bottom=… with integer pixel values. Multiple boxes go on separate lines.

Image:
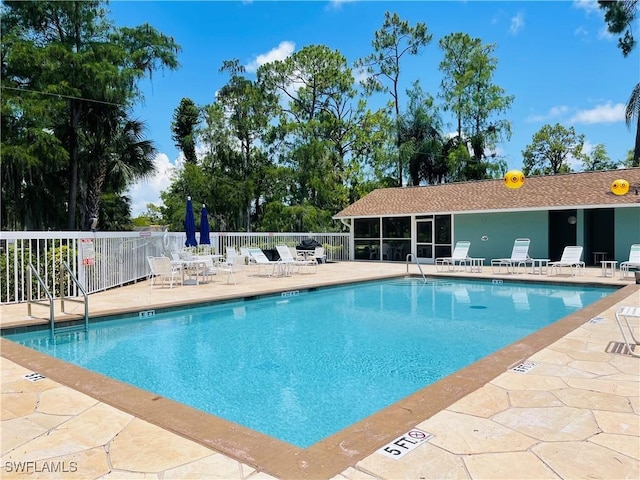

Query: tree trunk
left=634, top=114, right=640, bottom=167
left=66, top=103, right=82, bottom=230
left=85, top=161, right=107, bottom=231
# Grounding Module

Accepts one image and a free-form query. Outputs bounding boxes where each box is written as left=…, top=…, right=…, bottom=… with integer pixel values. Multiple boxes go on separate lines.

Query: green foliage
left=522, top=123, right=586, bottom=175
left=582, top=144, right=620, bottom=171
left=1, top=0, right=180, bottom=230
left=355, top=11, right=433, bottom=185
left=0, top=242, right=76, bottom=303
left=599, top=1, right=639, bottom=166
left=598, top=0, right=637, bottom=56
left=398, top=81, right=446, bottom=185
left=99, top=193, right=134, bottom=231
left=438, top=32, right=514, bottom=180
left=445, top=140, right=473, bottom=182
left=259, top=202, right=338, bottom=233
left=171, top=98, right=200, bottom=164
left=3, top=6, right=529, bottom=233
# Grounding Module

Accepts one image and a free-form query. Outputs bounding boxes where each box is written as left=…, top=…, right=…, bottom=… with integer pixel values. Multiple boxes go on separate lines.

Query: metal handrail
left=27, top=264, right=55, bottom=332
left=60, top=261, right=89, bottom=333
left=406, top=254, right=427, bottom=283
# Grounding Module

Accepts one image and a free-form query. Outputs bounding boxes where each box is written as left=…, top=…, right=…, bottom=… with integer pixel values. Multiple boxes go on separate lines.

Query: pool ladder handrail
left=60, top=261, right=89, bottom=335
left=27, top=264, right=55, bottom=331
left=405, top=254, right=427, bottom=283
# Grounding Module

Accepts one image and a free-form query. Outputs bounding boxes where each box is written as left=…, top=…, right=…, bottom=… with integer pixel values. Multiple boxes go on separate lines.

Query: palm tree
left=626, top=82, right=640, bottom=166
left=599, top=0, right=639, bottom=165
left=81, top=106, right=156, bottom=230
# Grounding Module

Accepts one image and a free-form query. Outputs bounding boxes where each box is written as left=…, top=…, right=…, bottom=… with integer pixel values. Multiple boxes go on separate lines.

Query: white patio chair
left=491, top=238, right=533, bottom=274
left=148, top=256, right=182, bottom=289
left=620, top=244, right=640, bottom=278
left=436, top=241, right=471, bottom=271
left=548, top=246, right=585, bottom=276
left=217, top=254, right=247, bottom=284
left=308, top=246, right=326, bottom=265
left=224, top=246, right=238, bottom=265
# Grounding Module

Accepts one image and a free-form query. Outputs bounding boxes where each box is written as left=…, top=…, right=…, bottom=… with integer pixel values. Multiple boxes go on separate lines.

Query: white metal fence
left=0, top=231, right=350, bottom=304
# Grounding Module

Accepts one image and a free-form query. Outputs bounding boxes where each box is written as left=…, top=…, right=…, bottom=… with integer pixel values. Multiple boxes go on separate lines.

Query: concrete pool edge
left=0, top=283, right=635, bottom=479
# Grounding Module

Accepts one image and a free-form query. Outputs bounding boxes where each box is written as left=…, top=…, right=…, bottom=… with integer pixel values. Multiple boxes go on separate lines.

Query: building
left=333, top=169, right=640, bottom=265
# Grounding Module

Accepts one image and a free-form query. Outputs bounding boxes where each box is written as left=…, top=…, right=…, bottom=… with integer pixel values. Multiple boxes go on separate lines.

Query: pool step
left=53, top=324, right=87, bottom=335
left=392, top=277, right=450, bottom=285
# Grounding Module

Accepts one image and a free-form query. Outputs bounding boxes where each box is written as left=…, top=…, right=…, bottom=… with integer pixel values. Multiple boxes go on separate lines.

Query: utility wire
left=1, top=85, right=125, bottom=107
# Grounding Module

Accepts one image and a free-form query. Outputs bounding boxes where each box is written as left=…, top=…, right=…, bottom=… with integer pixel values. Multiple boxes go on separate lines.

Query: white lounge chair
left=615, top=306, right=640, bottom=357
left=620, top=244, right=640, bottom=279
left=147, top=256, right=182, bottom=288
left=491, top=238, right=532, bottom=274
left=276, top=245, right=317, bottom=274
left=548, top=246, right=585, bottom=276
left=247, top=248, right=285, bottom=276
left=436, top=241, right=471, bottom=271
left=512, top=288, right=530, bottom=311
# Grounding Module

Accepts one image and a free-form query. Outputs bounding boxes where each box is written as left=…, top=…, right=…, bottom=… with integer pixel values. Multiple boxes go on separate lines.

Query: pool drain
left=23, top=372, right=46, bottom=382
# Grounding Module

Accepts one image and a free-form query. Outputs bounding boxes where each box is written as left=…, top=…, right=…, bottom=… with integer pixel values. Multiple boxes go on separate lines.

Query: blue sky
left=108, top=0, right=639, bottom=214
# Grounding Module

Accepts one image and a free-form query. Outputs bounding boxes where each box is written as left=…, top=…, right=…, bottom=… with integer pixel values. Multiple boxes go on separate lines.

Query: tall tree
left=355, top=12, right=432, bottom=186
left=582, top=144, right=619, bottom=171
left=1, top=1, right=180, bottom=230
left=217, top=59, right=277, bottom=231
left=438, top=32, right=514, bottom=180
left=258, top=44, right=355, bottom=213
left=398, top=81, right=446, bottom=185
left=171, top=98, right=200, bottom=164
left=522, top=123, right=586, bottom=175
left=599, top=0, right=639, bottom=166
left=624, top=80, right=640, bottom=167
left=81, top=112, right=157, bottom=229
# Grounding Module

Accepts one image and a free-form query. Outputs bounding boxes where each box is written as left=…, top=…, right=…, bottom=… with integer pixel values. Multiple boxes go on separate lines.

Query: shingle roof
left=334, top=168, right=640, bottom=218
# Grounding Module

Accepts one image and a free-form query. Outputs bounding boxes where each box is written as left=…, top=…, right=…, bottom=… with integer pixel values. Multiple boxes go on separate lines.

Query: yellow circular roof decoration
left=610, top=179, right=629, bottom=196
left=504, top=170, right=525, bottom=189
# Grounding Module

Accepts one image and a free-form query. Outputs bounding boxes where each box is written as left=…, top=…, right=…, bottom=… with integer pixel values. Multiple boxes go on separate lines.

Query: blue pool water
left=6, top=278, right=615, bottom=447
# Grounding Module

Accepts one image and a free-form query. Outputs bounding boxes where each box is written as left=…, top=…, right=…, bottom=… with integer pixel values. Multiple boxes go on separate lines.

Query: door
left=416, top=219, right=433, bottom=263
left=548, top=209, right=577, bottom=262
left=585, top=208, right=615, bottom=265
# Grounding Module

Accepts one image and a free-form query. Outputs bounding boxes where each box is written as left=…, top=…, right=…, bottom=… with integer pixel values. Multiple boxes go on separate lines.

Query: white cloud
left=597, top=24, right=614, bottom=40
left=573, top=0, right=600, bottom=15
left=525, top=105, right=570, bottom=123
left=127, top=153, right=175, bottom=216
left=325, top=0, right=355, bottom=10
left=509, top=12, right=525, bottom=35
left=569, top=102, right=625, bottom=124
left=574, top=25, right=588, bottom=38
left=245, top=41, right=295, bottom=73
left=353, top=66, right=370, bottom=85
left=526, top=102, right=625, bottom=125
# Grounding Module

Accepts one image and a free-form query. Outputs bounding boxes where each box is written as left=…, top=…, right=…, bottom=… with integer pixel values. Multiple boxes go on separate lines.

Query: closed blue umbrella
left=184, top=196, right=197, bottom=247
left=199, top=204, right=211, bottom=245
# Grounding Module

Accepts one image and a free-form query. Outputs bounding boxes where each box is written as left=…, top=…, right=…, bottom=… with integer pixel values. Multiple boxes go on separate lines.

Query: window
left=382, top=217, right=410, bottom=239
left=435, top=215, right=451, bottom=244
left=354, top=218, right=380, bottom=238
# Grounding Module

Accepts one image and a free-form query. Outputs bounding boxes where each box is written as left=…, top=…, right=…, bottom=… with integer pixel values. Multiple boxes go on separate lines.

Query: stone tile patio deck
left=1, top=262, right=639, bottom=479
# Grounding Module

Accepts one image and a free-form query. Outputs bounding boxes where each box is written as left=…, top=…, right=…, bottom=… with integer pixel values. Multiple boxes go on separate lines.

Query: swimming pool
left=6, top=278, right=616, bottom=448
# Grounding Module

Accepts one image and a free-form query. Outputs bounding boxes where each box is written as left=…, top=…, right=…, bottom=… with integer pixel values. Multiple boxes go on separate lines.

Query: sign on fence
left=81, top=239, right=95, bottom=266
